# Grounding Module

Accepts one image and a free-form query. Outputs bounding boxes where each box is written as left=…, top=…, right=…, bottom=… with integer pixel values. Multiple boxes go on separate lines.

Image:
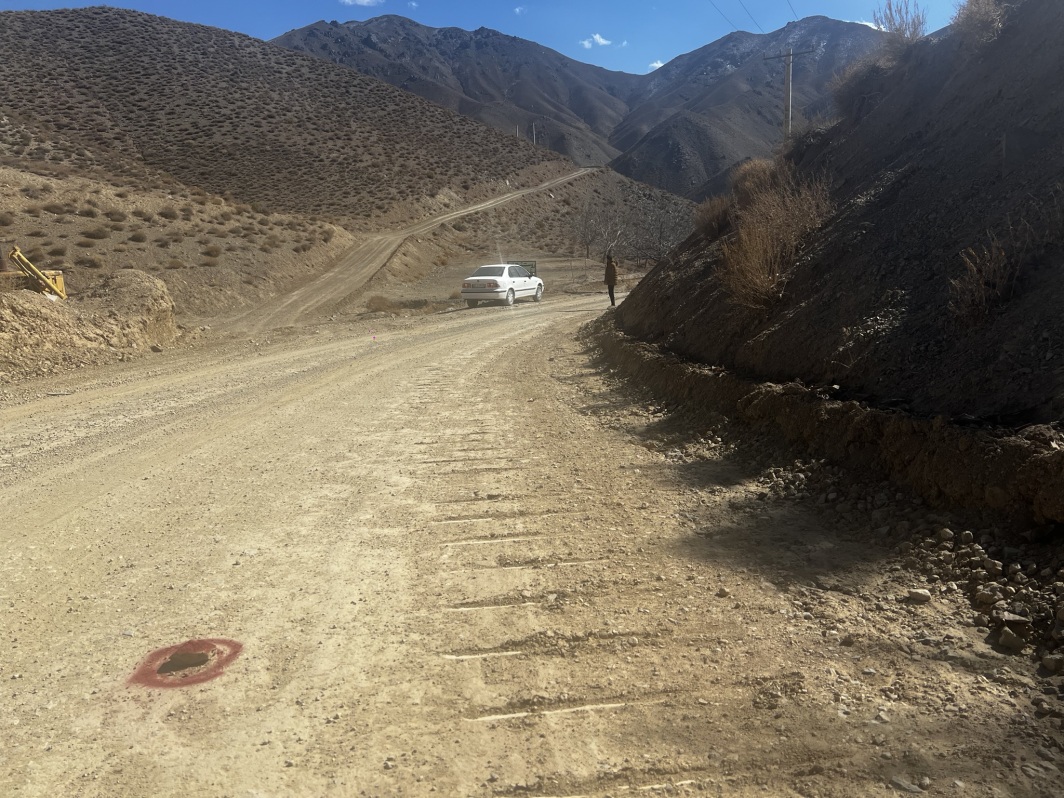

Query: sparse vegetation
left=873, top=0, right=928, bottom=59
left=718, top=162, right=834, bottom=308
left=831, top=58, right=891, bottom=123
left=951, top=0, right=1006, bottom=49
left=949, top=235, right=1014, bottom=321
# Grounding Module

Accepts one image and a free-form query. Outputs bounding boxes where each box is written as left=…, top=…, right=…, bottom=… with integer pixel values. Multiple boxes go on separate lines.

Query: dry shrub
left=949, top=235, right=1015, bottom=320
left=0, top=212, right=13, bottom=226
left=82, top=226, right=111, bottom=240
left=731, top=159, right=783, bottom=210
left=718, top=163, right=834, bottom=308
left=831, top=58, right=891, bottom=123
left=694, top=195, right=732, bottom=240
left=952, top=0, right=1005, bottom=49
left=874, top=0, right=928, bottom=60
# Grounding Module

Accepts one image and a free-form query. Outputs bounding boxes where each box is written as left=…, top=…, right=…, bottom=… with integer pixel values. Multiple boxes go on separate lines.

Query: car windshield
left=470, top=267, right=505, bottom=277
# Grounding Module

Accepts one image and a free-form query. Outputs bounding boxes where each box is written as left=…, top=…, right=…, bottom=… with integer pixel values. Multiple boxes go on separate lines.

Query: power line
left=706, top=0, right=738, bottom=31
left=735, top=0, right=766, bottom=33
left=786, top=1, right=800, bottom=22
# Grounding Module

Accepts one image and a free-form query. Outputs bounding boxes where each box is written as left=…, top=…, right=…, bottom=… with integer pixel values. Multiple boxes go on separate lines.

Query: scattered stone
left=907, top=589, right=932, bottom=604
left=889, top=775, right=924, bottom=793
left=1041, top=654, right=1064, bottom=674
left=998, top=627, right=1026, bottom=652
left=716, top=587, right=731, bottom=598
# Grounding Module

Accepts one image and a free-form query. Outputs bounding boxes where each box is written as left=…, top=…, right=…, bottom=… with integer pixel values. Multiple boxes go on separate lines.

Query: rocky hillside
left=0, top=7, right=566, bottom=230
left=617, top=0, right=1064, bottom=428
left=273, top=15, right=884, bottom=199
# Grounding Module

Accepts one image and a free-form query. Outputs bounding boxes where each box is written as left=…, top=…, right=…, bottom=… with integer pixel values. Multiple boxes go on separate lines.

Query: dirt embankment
left=590, top=315, right=1064, bottom=525
left=0, top=270, right=178, bottom=383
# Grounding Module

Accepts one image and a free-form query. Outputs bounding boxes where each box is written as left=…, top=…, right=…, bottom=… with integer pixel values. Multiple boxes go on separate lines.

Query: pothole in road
left=128, top=638, right=243, bottom=689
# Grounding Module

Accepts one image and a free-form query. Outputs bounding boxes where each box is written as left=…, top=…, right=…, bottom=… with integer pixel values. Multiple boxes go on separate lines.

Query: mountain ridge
left=273, top=14, right=884, bottom=198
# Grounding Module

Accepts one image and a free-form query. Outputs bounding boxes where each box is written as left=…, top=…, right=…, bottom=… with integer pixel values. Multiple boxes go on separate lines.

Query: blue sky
left=2, top=1, right=959, bottom=73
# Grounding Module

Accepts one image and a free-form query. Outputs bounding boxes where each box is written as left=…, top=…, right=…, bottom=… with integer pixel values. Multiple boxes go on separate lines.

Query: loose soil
left=3, top=262, right=1064, bottom=797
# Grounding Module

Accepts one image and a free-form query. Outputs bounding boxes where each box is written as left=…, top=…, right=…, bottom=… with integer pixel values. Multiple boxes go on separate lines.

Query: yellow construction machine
left=0, top=245, right=66, bottom=299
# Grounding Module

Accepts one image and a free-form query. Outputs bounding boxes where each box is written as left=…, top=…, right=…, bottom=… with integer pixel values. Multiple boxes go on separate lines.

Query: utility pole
left=764, top=48, right=815, bottom=140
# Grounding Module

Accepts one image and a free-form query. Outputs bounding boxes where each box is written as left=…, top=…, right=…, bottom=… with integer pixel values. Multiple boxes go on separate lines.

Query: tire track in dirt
left=5, top=293, right=1062, bottom=797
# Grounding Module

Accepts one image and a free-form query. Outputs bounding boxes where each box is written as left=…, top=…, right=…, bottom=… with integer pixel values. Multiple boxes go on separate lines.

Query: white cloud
left=648, top=60, right=664, bottom=71
left=620, top=40, right=629, bottom=48
left=580, top=33, right=611, bottom=48
left=514, top=6, right=526, bottom=14
left=410, top=2, right=419, bottom=8
left=340, top=0, right=386, bottom=7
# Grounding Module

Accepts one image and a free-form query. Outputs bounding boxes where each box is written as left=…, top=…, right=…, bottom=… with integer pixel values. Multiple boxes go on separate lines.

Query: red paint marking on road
left=128, top=638, right=243, bottom=689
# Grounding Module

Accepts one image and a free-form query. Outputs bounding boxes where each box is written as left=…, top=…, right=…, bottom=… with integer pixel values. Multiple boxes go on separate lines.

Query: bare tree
left=625, top=193, right=693, bottom=266
left=570, top=193, right=601, bottom=261
left=594, top=200, right=630, bottom=263
left=569, top=183, right=692, bottom=267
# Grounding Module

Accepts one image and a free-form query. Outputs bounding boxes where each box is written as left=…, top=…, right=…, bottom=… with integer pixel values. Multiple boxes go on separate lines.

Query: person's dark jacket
left=604, top=258, right=617, bottom=286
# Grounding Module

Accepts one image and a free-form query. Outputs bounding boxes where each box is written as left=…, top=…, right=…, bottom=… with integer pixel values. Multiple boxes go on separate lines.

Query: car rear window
left=471, top=267, right=505, bottom=277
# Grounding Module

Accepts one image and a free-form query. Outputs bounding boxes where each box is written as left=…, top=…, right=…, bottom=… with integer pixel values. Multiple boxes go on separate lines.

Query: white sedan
left=461, top=264, right=544, bottom=307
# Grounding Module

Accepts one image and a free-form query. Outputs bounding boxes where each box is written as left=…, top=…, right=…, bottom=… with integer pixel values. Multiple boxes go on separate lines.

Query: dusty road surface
left=3, top=288, right=1063, bottom=797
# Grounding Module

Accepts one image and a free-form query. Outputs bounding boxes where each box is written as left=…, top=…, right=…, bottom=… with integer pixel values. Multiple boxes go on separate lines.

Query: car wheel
left=466, top=299, right=479, bottom=308
left=533, top=285, right=543, bottom=302
left=503, top=289, right=515, bottom=306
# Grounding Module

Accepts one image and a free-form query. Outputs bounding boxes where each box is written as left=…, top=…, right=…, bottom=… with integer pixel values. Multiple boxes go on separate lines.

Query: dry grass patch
left=718, top=162, right=834, bottom=308
left=949, top=235, right=1014, bottom=321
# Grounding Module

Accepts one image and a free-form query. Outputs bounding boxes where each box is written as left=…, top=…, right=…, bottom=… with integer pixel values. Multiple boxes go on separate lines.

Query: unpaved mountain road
left=229, top=168, right=597, bottom=335
left=2, top=291, right=1063, bottom=798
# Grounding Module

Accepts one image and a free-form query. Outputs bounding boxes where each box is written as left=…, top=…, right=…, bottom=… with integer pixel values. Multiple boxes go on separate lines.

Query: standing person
left=604, top=252, right=618, bottom=307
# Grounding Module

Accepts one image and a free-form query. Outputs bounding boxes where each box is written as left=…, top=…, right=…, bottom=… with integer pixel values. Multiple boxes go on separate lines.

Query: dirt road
left=230, top=168, right=596, bottom=335
left=2, top=288, right=1063, bottom=797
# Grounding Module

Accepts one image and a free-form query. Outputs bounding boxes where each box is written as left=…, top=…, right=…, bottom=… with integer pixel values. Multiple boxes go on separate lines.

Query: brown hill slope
left=273, top=15, right=883, bottom=199
left=617, top=0, right=1064, bottom=426
left=0, top=6, right=565, bottom=229
left=272, top=15, right=640, bottom=166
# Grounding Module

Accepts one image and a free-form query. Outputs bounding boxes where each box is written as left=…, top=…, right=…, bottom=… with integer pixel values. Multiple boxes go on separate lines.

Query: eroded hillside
left=619, top=0, right=1064, bottom=425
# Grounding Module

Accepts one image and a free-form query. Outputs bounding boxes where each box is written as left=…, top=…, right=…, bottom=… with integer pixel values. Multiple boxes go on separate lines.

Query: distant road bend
left=233, top=167, right=596, bottom=334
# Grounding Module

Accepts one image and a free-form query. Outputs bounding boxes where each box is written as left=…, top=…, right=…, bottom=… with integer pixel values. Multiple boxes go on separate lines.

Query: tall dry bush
left=693, top=195, right=731, bottom=240
left=730, top=159, right=780, bottom=211
left=718, top=163, right=834, bottom=308
left=951, top=0, right=1005, bottom=49
left=874, top=0, right=928, bottom=59
left=830, top=58, right=891, bottom=124
left=949, top=235, right=1015, bottom=320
